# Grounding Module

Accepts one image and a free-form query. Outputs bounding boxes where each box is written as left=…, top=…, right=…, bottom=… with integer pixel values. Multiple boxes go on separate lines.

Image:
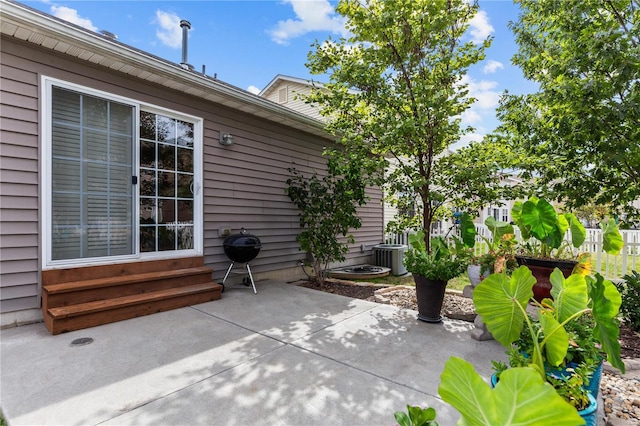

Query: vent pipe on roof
left=180, top=20, right=193, bottom=70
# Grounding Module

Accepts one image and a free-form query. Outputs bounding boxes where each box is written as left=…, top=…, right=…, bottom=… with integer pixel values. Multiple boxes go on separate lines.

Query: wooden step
left=43, top=267, right=214, bottom=308
left=44, top=266, right=214, bottom=295
left=42, top=256, right=205, bottom=285
left=44, top=282, right=222, bottom=335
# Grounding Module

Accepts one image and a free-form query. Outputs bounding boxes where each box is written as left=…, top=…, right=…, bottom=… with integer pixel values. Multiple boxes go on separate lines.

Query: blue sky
left=25, top=0, right=538, bottom=148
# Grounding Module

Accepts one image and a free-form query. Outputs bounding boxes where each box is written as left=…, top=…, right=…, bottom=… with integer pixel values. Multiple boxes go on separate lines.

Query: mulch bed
left=296, top=279, right=640, bottom=359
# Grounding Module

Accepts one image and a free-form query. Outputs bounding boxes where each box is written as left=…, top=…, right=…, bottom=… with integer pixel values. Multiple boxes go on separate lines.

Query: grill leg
left=222, top=262, right=234, bottom=286
left=246, top=264, right=257, bottom=294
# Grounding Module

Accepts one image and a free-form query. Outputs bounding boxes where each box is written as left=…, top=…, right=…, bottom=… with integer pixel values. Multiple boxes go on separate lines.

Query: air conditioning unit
left=373, top=244, right=408, bottom=276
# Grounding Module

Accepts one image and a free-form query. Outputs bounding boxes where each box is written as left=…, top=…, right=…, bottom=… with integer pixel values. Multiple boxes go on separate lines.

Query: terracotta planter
left=413, top=275, right=447, bottom=323
left=515, top=256, right=576, bottom=302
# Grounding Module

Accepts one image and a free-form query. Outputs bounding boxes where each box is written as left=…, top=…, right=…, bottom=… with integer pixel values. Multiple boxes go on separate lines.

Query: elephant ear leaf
left=550, top=269, right=588, bottom=324
left=565, top=213, right=586, bottom=249
left=459, top=212, right=477, bottom=248
left=438, top=357, right=583, bottom=426
left=473, top=267, right=534, bottom=347
left=589, top=274, right=625, bottom=373
left=521, top=198, right=560, bottom=248
left=601, top=218, right=623, bottom=255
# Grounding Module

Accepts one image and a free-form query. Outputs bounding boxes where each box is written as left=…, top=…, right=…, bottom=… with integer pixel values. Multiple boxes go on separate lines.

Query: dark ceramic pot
left=413, top=275, right=447, bottom=323
left=515, top=256, right=576, bottom=302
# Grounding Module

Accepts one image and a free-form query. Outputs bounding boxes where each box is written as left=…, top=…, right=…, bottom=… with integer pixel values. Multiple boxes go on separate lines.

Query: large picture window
left=43, top=78, right=202, bottom=266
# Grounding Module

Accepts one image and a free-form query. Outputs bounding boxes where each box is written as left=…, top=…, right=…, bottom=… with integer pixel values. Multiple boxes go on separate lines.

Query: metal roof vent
left=180, top=20, right=194, bottom=70
left=99, top=30, right=118, bottom=40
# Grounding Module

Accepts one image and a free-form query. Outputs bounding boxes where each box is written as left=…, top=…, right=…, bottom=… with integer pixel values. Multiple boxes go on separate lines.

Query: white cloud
left=450, top=132, right=485, bottom=151
left=50, top=5, right=98, bottom=32
left=247, top=85, right=261, bottom=95
left=468, top=10, right=494, bottom=44
left=154, top=10, right=182, bottom=49
left=483, top=60, right=504, bottom=74
left=268, top=0, right=347, bottom=45
left=461, top=109, right=482, bottom=125
left=461, top=75, right=501, bottom=110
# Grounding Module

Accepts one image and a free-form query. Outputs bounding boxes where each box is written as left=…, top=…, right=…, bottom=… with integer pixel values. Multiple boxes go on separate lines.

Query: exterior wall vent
left=278, top=87, right=288, bottom=104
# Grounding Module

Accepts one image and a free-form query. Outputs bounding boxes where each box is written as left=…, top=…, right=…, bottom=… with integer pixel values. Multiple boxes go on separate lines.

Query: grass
left=351, top=273, right=470, bottom=292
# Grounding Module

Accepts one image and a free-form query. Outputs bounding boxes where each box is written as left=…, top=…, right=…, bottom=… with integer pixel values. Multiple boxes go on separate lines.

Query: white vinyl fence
left=385, top=225, right=640, bottom=281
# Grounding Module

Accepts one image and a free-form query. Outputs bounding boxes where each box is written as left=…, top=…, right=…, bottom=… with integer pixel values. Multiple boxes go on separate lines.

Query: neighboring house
left=259, top=74, right=325, bottom=121
left=0, top=0, right=382, bottom=332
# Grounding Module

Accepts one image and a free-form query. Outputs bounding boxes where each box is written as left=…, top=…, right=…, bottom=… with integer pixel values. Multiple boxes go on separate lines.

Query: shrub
left=618, top=271, right=640, bottom=332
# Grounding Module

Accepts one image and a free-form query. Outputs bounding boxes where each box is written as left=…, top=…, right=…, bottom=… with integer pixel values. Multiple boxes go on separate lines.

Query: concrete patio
left=1, top=280, right=507, bottom=425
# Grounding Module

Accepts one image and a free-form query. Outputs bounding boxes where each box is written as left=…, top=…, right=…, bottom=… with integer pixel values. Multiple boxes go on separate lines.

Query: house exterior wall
left=262, top=81, right=324, bottom=121
left=0, top=36, right=383, bottom=324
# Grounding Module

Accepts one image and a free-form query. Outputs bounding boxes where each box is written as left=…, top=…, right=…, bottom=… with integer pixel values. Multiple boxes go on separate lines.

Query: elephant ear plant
left=473, top=265, right=625, bottom=381
left=512, top=196, right=623, bottom=260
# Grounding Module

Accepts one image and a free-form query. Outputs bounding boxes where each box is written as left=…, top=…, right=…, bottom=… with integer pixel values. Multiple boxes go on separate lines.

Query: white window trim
left=41, top=76, right=204, bottom=269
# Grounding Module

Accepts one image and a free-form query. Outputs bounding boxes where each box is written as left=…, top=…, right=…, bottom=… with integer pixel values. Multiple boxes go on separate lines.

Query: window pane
left=158, top=144, right=175, bottom=171
left=140, top=141, right=155, bottom=168
left=139, top=170, right=156, bottom=196
left=140, top=226, right=156, bottom=252
left=158, top=199, right=175, bottom=224
left=140, top=111, right=155, bottom=140
left=157, top=115, right=174, bottom=143
left=83, top=96, right=108, bottom=130
left=158, top=171, right=175, bottom=197
left=176, top=120, right=193, bottom=147
left=84, top=129, right=108, bottom=161
left=52, top=158, right=81, bottom=192
left=86, top=163, right=108, bottom=193
left=140, top=198, right=156, bottom=224
left=53, top=193, right=80, bottom=226
left=177, top=225, right=193, bottom=250
left=177, top=173, right=192, bottom=198
left=110, top=164, right=132, bottom=195
left=158, top=226, right=175, bottom=251
left=52, top=87, right=80, bottom=124
left=111, top=134, right=132, bottom=164
left=52, top=125, right=80, bottom=158
left=110, top=102, right=133, bottom=134
left=177, top=200, right=193, bottom=222
left=52, top=229, right=81, bottom=260
left=176, top=147, right=193, bottom=172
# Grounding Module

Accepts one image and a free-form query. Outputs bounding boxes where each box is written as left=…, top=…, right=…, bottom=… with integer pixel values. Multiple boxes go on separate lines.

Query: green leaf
left=438, top=357, right=583, bottom=425
left=589, top=274, right=625, bottom=373
left=601, top=218, right=623, bottom=255
left=473, top=267, right=534, bottom=347
left=521, top=199, right=563, bottom=249
left=550, top=269, right=588, bottom=324
left=394, top=410, right=412, bottom=426
left=565, top=213, right=586, bottom=249
left=539, top=310, right=569, bottom=367
left=459, top=212, right=476, bottom=248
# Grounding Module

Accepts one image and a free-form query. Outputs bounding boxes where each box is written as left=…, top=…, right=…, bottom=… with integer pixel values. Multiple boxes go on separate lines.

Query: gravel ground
left=372, top=285, right=640, bottom=426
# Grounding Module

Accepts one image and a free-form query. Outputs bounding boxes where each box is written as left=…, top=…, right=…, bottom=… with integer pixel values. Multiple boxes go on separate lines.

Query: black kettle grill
left=221, top=228, right=261, bottom=294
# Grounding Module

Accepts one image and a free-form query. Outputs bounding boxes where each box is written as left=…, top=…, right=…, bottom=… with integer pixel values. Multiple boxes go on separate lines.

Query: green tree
left=285, top=156, right=367, bottom=284
left=306, top=0, right=501, bottom=251
left=497, top=0, right=640, bottom=222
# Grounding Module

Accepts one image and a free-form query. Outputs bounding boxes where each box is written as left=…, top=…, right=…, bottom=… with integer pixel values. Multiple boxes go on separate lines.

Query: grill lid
left=223, top=228, right=261, bottom=263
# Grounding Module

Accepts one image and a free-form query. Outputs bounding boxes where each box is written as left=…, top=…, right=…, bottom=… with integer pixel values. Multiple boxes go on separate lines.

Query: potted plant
left=404, top=213, right=475, bottom=323
left=472, top=265, right=625, bottom=421
left=467, top=216, right=518, bottom=288
left=511, top=196, right=623, bottom=301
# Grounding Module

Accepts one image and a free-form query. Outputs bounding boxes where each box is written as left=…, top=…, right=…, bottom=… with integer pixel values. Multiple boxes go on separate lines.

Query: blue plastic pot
left=578, top=393, right=598, bottom=426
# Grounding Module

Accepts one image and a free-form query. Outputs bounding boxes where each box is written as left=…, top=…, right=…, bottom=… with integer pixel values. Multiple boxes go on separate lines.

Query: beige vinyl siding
left=263, top=81, right=324, bottom=121
left=0, top=58, right=40, bottom=313
left=0, top=36, right=383, bottom=311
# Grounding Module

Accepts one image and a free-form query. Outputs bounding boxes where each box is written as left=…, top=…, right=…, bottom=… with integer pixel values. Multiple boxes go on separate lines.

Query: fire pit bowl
left=223, top=228, right=262, bottom=263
